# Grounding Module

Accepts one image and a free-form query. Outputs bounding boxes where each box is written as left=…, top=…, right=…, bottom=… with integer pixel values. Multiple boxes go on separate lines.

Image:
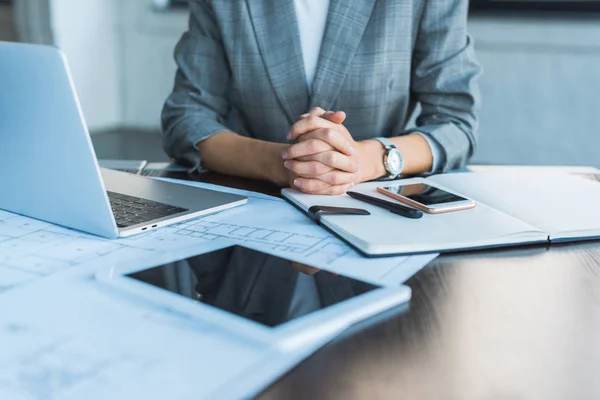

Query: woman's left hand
left=282, top=108, right=371, bottom=194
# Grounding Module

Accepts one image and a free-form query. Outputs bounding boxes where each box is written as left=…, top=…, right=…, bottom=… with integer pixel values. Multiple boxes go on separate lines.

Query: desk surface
left=158, top=170, right=599, bottom=400
left=92, top=133, right=600, bottom=399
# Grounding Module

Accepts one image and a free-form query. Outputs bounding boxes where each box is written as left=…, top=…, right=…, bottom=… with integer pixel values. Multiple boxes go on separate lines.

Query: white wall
left=49, top=0, right=122, bottom=130
left=43, top=0, right=185, bottom=130
left=469, top=16, right=600, bottom=167
left=119, top=0, right=187, bottom=128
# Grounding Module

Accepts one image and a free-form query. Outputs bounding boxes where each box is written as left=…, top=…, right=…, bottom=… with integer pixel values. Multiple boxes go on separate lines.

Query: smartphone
left=376, top=183, right=476, bottom=214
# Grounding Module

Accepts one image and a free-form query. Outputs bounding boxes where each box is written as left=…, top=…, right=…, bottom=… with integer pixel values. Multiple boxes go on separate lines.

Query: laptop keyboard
left=107, top=191, right=189, bottom=228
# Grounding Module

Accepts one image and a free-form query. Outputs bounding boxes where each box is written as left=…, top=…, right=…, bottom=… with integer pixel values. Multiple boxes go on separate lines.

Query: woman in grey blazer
left=162, top=0, right=481, bottom=195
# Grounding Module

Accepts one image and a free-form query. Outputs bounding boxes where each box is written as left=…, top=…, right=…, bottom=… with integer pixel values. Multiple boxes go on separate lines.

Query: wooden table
left=160, top=170, right=600, bottom=400
left=92, top=130, right=600, bottom=398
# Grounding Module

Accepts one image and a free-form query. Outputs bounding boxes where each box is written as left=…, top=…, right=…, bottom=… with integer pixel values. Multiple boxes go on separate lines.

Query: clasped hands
left=281, top=107, right=372, bottom=195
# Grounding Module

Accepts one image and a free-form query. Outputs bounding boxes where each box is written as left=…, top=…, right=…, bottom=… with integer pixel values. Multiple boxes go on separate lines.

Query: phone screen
left=384, top=183, right=469, bottom=206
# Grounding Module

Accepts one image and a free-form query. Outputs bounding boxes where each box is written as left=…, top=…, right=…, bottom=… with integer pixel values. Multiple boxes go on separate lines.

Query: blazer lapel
left=309, top=0, right=376, bottom=111
left=246, top=0, right=309, bottom=125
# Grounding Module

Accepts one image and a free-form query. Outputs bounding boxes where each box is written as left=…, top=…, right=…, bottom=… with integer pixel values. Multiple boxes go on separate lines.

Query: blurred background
left=0, top=0, right=599, bottom=167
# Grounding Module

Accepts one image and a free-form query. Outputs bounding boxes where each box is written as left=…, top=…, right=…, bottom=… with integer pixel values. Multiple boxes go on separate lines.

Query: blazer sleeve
left=161, top=0, right=232, bottom=171
left=406, top=0, right=482, bottom=172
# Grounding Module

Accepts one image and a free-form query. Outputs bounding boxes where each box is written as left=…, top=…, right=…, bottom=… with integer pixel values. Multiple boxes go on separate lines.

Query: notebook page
left=429, top=172, right=600, bottom=239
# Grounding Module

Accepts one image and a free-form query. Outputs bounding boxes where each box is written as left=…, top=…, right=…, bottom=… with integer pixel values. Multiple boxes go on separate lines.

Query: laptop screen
left=126, top=245, right=380, bottom=328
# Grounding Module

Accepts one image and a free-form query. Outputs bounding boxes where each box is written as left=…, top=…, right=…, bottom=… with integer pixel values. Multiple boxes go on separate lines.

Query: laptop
left=0, top=42, right=247, bottom=239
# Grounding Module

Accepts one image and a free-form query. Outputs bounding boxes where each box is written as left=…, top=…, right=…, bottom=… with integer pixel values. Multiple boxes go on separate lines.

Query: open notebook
left=282, top=171, right=600, bottom=256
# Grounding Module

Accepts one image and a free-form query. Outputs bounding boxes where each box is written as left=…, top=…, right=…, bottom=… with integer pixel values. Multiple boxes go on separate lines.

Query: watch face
left=387, top=149, right=403, bottom=175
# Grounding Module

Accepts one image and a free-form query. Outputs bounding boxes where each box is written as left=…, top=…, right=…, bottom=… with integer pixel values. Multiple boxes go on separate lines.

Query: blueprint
left=0, top=179, right=436, bottom=399
left=0, top=268, right=284, bottom=400
left=0, top=180, right=436, bottom=295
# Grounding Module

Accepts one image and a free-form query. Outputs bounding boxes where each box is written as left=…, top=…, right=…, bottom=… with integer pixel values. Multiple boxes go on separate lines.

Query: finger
left=282, top=138, right=334, bottom=159
left=310, top=151, right=359, bottom=173
left=299, top=107, right=327, bottom=120
left=308, top=107, right=327, bottom=117
left=288, top=115, right=340, bottom=140
left=300, top=109, right=346, bottom=126
left=320, top=183, right=355, bottom=196
left=287, top=161, right=355, bottom=185
left=314, top=170, right=357, bottom=186
left=296, top=148, right=334, bottom=162
left=294, top=140, right=335, bottom=162
left=321, top=111, right=346, bottom=125
left=292, top=177, right=330, bottom=193
left=296, top=128, right=355, bottom=156
left=295, top=178, right=354, bottom=195
left=284, top=160, right=334, bottom=176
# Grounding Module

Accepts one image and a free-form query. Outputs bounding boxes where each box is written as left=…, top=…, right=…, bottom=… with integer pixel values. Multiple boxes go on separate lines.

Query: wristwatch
left=374, top=137, right=404, bottom=179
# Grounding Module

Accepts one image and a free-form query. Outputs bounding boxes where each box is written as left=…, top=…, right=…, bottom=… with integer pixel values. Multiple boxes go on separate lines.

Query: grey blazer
left=162, top=0, right=481, bottom=173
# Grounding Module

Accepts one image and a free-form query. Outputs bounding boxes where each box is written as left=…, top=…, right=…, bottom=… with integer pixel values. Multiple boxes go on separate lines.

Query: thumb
left=322, top=111, right=346, bottom=124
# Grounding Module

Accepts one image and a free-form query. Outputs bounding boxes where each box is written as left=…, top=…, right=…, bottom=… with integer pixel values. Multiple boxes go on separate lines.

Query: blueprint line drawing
left=0, top=182, right=436, bottom=295
left=0, top=180, right=435, bottom=400
left=172, top=220, right=351, bottom=262
left=0, top=334, right=157, bottom=400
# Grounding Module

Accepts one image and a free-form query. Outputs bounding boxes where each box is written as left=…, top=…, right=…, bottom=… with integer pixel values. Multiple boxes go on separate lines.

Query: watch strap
left=374, top=137, right=396, bottom=150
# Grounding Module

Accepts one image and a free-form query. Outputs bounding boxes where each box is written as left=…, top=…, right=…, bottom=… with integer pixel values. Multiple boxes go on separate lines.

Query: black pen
left=346, top=191, right=423, bottom=219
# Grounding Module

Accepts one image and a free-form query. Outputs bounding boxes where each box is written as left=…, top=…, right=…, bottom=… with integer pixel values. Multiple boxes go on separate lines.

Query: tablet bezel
left=95, top=239, right=411, bottom=349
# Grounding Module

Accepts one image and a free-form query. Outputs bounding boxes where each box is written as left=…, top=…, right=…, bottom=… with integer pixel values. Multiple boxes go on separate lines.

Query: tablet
left=96, top=241, right=411, bottom=348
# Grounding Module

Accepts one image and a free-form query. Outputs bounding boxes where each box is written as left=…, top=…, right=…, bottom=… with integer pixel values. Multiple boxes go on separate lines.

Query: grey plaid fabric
left=162, top=0, right=481, bottom=173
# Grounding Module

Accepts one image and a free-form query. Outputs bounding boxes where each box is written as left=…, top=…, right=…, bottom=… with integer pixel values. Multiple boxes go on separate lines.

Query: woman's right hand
left=280, top=107, right=359, bottom=195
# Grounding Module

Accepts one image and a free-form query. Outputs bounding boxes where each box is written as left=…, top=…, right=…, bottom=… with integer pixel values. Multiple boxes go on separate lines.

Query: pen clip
left=308, top=206, right=370, bottom=225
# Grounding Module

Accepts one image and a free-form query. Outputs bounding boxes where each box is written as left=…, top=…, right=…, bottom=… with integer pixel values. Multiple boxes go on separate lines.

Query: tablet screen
left=126, top=245, right=381, bottom=328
